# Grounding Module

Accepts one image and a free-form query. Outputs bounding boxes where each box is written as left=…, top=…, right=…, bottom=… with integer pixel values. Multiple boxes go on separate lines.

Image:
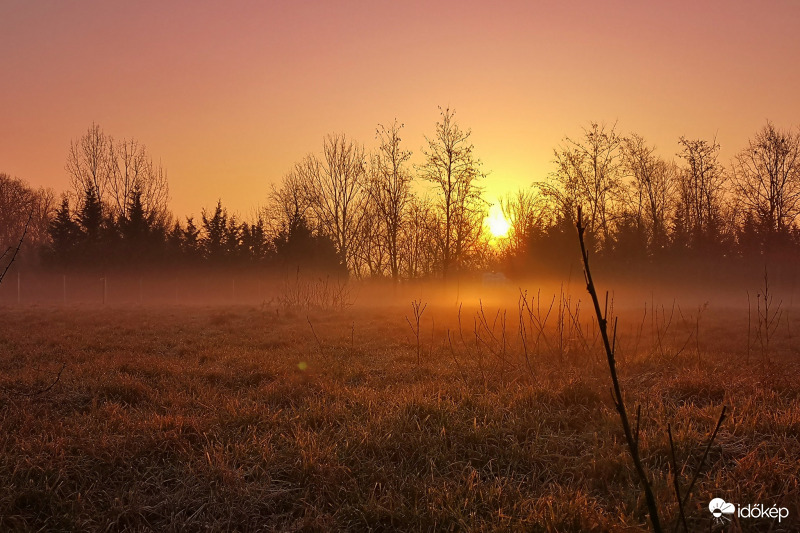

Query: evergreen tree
left=78, top=184, right=104, bottom=242
left=244, top=217, right=269, bottom=263
left=183, top=216, right=201, bottom=259
left=47, top=196, right=80, bottom=267
left=114, top=186, right=171, bottom=267
left=77, top=184, right=107, bottom=268
left=225, top=215, right=241, bottom=261
left=274, top=215, right=344, bottom=275
left=201, top=200, right=227, bottom=261
left=119, top=187, right=151, bottom=244
left=166, top=220, right=184, bottom=264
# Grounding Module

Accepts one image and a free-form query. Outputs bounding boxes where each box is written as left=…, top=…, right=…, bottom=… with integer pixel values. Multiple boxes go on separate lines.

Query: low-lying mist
left=2, top=261, right=795, bottom=314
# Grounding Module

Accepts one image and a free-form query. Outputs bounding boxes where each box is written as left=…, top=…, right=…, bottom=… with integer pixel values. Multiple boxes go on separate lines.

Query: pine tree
left=166, top=220, right=184, bottom=264
left=77, top=184, right=107, bottom=268
left=47, top=196, right=80, bottom=267
left=274, top=215, right=344, bottom=275
left=201, top=200, right=227, bottom=262
left=120, top=187, right=150, bottom=243
left=239, top=218, right=270, bottom=265
left=247, top=217, right=269, bottom=263
left=78, top=185, right=104, bottom=242
left=183, top=216, right=201, bottom=259
left=225, top=215, right=241, bottom=261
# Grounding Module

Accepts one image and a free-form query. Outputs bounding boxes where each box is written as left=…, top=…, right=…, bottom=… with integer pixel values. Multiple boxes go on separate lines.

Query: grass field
left=0, top=289, right=798, bottom=531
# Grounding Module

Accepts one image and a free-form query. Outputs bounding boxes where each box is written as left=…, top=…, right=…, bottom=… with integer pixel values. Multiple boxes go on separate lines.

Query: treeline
left=6, top=109, right=490, bottom=279
left=3, top=114, right=800, bottom=281
left=498, top=121, right=800, bottom=279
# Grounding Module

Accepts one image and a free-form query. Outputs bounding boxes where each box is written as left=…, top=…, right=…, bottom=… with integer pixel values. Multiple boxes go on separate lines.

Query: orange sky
left=2, top=1, right=799, bottom=219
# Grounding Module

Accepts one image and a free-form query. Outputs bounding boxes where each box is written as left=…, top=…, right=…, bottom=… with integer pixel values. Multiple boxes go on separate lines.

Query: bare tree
left=400, top=194, right=438, bottom=278
left=0, top=174, right=35, bottom=247
left=418, top=107, right=486, bottom=279
left=499, top=188, right=553, bottom=257
left=354, top=198, right=388, bottom=278
left=731, top=122, right=800, bottom=239
left=547, top=122, right=624, bottom=245
left=67, top=123, right=170, bottom=225
left=622, top=134, right=677, bottom=253
left=66, top=122, right=115, bottom=207
left=369, top=120, right=413, bottom=282
left=266, top=164, right=314, bottom=240
left=111, top=138, right=170, bottom=225
left=0, top=173, right=55, bottom=254
left=305, top=134, right=368, bottom=274
left=674, top=136, right=727, bottom=249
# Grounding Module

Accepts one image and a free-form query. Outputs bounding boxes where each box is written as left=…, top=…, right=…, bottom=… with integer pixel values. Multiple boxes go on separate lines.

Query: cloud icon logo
left=709, top=498, right=736, bottom=518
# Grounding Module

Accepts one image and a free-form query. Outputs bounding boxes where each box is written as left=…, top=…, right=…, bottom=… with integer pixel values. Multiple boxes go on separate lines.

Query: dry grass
left=0, top=299, right=798, bottom=532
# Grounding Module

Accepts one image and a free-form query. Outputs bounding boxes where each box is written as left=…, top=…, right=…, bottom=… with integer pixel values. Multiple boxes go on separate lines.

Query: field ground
left=0, top=291, right=798, bottom=531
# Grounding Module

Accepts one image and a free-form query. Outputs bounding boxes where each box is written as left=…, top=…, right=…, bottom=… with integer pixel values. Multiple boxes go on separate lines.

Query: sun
left=485, top=203, right=511, bottom=239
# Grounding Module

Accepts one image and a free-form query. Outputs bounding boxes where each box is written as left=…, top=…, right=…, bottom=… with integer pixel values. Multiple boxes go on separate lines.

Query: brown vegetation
left=0, top=296, right=797, bottom=531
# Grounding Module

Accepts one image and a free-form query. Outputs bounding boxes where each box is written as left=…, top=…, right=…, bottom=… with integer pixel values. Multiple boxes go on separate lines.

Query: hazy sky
left=2, top=1, right=799, bottom=219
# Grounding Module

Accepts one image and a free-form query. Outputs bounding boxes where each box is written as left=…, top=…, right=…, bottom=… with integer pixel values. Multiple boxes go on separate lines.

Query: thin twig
left=0, top=211, right=32, bottom=285
left=667, top=424, right=689, bottom=533
left=447, top=330, right=469, bottom=385
left=405, top=300, right=426, bottom=365
left=679, top=406, right=727, bottom=511
left=18, top=362, right=67, bottom=397
left=307, top=316, right=325, bottom=357
left=576, top=206, right=663, bottom=533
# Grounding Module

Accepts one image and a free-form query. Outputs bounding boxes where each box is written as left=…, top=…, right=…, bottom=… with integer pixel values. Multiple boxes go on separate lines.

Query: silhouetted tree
left=622, top=134, right=677, bottom=255
left=118, top=186, right=163, bottom=266
left=736, top=212, right=768, bottom=259
left=305, top=134, right=368, bottom=275
left=266, top=166, right=313, bottom=241
left=66, top=123, right=115, bottom=208
left=182, top=216, right=202, bottom=259
left=674, top=136, right=727, bottom=253
left=611, top=213, right=650, bottom=264
left=731, top=122, right=800, bottom=254
left=78, top=185, right=104, bottom=241
left=119, top=187, right=150, bottom=242
left=355, top=198, right=388, bottom=277
left=224, top=215, right=242, bottom=260
left=67, top=123, right=171, bottom=228
left=47, top=196, right=80, bottom=267
left=400, top=194, right=438, bottom=278
left=74, top=184, right=109, bottom=268
left=547, top=122, right=624, bottom=247
left=369, top=120, right=413, bottom=282
left=110, top=137, right=170, bottom=226
left=165, top=220, right=184, bottom=264
left=418, top=107, right=486, bottom=278
left=273, top=214, right=344, bottom=275
left=520, top=213, right=578, bottom=276
left=499, top=188, right=553, bottom=261
left=241, top=218, right=270, bottom=264
left=0, top=173, right=54, bottom=261
left=201, top=200, right=228, bottom=262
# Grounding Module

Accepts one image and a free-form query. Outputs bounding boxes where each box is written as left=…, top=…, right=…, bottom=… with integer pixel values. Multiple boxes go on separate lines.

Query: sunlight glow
left=485, top=203, right=511, bottom=239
